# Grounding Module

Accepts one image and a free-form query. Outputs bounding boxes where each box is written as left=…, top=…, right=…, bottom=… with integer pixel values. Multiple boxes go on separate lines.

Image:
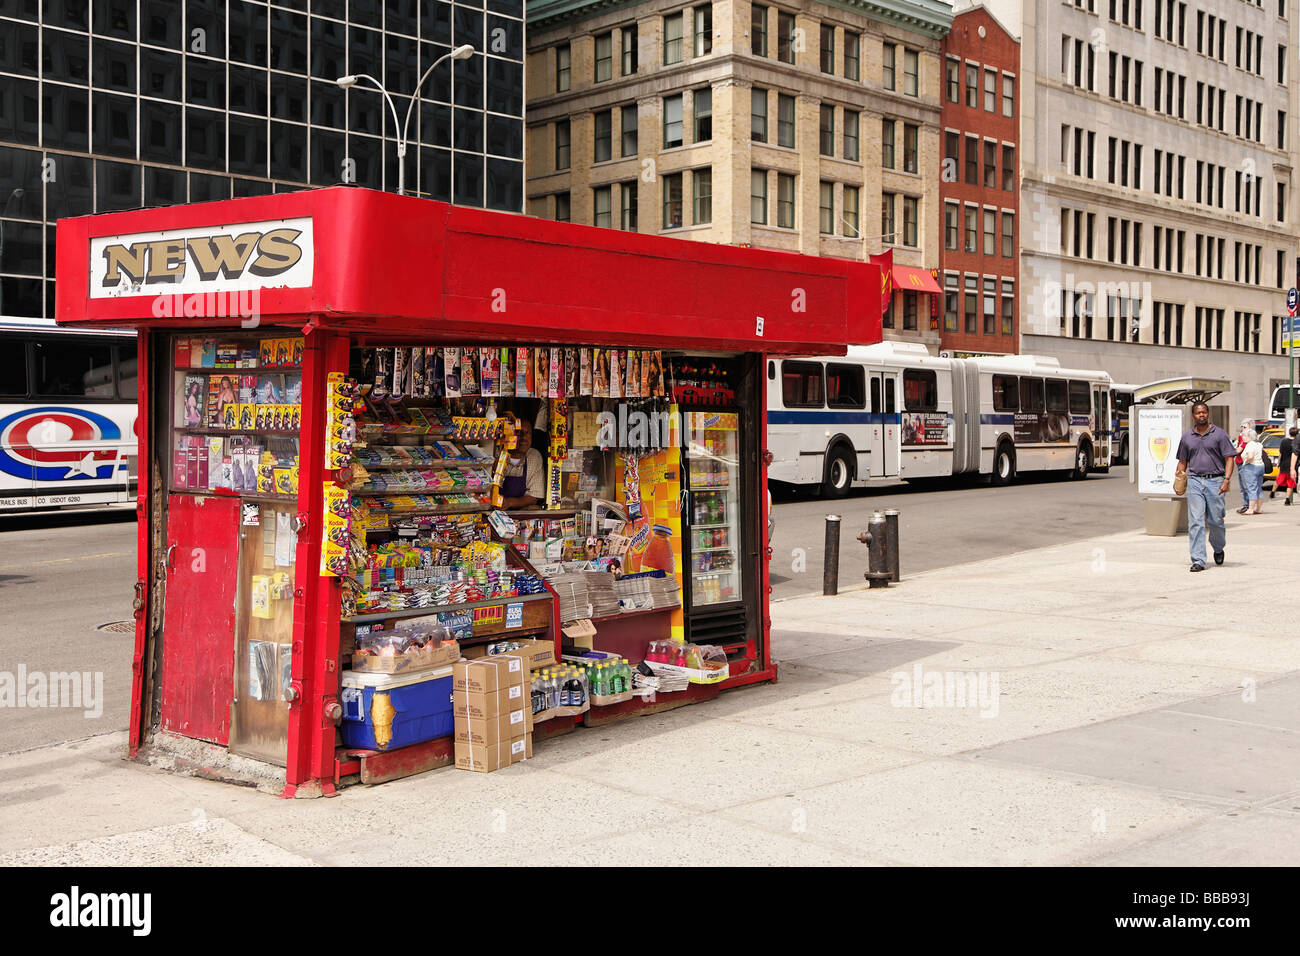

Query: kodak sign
left=89, top=217, right=314, bottom=298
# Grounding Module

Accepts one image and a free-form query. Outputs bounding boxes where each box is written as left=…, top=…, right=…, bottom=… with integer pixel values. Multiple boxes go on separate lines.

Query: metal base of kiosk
left=1143, top=496, right=1188, bottom=536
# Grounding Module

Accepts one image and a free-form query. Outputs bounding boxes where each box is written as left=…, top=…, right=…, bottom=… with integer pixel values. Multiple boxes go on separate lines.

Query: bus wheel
left=1071, top=443, right=1092, bottom=480
left=1119, top=437, right=1129, bottom=465
left=991, top=443, right=1015, bottom=486
left=822, top=447, right=853, bottom=498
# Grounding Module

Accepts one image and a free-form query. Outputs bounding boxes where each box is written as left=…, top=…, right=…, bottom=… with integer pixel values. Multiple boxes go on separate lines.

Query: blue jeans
left=1187, top=474, right=1227, bottom=566
left=1237, top=467, right=1250, bottom=509
left=1241, top=463, right=1264, bottom=503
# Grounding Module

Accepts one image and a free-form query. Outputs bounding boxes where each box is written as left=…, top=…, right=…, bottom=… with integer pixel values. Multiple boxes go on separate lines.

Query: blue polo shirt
left=1176, top=424, right=1236, bottom=476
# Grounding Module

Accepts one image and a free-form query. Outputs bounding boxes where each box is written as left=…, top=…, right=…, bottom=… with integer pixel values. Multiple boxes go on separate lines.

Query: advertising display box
left=55, top=187, right=879, bottom=796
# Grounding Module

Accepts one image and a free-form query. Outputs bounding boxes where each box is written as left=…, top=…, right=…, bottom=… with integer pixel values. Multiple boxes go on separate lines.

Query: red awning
left=891, top=264, right=941, bottom=295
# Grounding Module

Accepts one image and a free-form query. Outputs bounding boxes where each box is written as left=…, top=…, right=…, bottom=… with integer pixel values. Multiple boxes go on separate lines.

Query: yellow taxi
left=1261, top=427, right=1285, bottom=487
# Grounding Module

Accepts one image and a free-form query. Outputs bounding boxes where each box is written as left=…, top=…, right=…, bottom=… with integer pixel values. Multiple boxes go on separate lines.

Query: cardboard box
left=350, top=641, right=460, bottom=675
left=452, top=683, right=526, bottom=719
left=453, top=654, right=526, bottom=695
left=454, top=734, right=531, bottom=772
left=454, top=708, right=529, bottom=746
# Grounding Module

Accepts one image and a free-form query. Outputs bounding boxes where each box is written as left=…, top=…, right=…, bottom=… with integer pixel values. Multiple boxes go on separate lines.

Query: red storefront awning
left=891, top=264, right=942, bottom=295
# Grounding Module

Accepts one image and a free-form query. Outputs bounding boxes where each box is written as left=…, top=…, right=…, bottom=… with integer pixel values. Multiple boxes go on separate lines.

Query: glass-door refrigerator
left=681, top=409, right=746, bottom=642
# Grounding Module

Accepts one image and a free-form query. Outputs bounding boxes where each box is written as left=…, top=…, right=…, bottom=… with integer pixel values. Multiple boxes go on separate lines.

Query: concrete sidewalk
left=2, top=506, right=1297, bottom=866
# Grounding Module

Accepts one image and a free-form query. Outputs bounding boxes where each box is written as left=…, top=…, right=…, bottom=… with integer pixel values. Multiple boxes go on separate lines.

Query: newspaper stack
left=583, top=571, right=621, bottom=618
left=645, top=662, right=689, bottom=693
left=614, top=571, right=682, bottom=612
left=545, top=571, right=592, bottom=623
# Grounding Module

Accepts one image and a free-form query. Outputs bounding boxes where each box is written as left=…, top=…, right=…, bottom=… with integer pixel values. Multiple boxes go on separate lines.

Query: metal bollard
left=857, top=511, right=892, bottom=588
left=823, top=514, right=841, bottom=595
left=883, top=509, right=900, bottom=583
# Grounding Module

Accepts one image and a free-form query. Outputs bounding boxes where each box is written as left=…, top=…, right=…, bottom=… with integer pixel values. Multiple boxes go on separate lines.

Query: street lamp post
left=336, top=44, right=475, bottom=196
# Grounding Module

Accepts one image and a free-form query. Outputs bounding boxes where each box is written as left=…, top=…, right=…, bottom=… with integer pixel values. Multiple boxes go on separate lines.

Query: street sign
left=1289, top=287, right=1298, bottom=310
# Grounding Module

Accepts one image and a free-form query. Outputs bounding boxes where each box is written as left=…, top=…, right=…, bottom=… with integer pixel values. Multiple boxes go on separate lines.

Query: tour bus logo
left=99, top=227, right=304, bottom=289
left=0, top=408, right=125, bottom=482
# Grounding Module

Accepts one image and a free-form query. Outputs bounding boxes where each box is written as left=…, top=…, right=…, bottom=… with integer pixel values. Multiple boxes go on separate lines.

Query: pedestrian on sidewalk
left=1274, top=427, right=1297, bottom=505
left=1233, top=418, right=1253, bottom=514
left=1175, top=402, right=1237, bottom=572
left=1239, top=429, right=1265, bottom=515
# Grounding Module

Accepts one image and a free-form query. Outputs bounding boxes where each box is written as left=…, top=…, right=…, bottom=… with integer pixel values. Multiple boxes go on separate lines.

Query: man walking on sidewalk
left=1175, top=402, right=1237, bottom=572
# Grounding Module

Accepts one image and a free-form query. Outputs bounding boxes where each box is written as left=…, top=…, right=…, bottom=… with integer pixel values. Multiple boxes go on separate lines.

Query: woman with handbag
left=1233, top=419, right=1253, bottom=514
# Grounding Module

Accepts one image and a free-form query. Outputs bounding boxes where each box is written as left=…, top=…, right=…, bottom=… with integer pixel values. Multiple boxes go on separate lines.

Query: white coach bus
left=767, top=343, right=1113, bottom=496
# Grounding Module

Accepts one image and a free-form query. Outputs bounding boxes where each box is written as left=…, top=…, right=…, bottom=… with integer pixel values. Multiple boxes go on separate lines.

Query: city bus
left=767, top=342, right=1112, bottom=495
left=1109, top=383, right=1137, bottom=464
left=0, top=320, right=138, bottom=514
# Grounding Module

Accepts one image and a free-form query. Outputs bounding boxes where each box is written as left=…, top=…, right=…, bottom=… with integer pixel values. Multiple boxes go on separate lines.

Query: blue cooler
left=340, top=666, right=454, bottom=751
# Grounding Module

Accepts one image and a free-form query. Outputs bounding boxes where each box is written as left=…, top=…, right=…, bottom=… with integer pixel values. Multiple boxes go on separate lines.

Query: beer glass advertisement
left=1136, top=406, right=1184, bottom=495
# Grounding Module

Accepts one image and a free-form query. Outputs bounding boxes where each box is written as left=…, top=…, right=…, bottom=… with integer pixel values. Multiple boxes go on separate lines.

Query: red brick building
left=939, top=3, right=1019, bottom=355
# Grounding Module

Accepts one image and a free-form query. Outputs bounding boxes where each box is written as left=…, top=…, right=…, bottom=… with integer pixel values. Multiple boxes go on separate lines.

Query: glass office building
left=0, top=0, right=525, bottom=321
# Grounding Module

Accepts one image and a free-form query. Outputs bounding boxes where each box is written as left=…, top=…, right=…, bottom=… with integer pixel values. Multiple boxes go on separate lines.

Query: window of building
left=882, top=119, right=896, bottom=168
left=1003, top=74, right=1014, bottom=116
left=883, top=44, right=896, bottom=90
left=664, top=94, right=683, bottom=148
left=903, top=196, right=918, bottom=246
left=752, top=5, right=768, bottom=56
left=777, top=11, right=795, bottom=63
left=622, top=104, right=638, bottom=156
left=1001, top=283, right=1014, bottom=334
left=819, top=181, right=834, bottom=234
left=882, top=192, right=896, bottom=243
left=946, top=57, right=960, bottom=102
left=965, top=134, right=979, bottom=184
left=820, top=104, right=835, bottom=156
left=985, top=69, right=997, bottom=111
left=694, top=86, right=712, bottom=141
left=622, top=25, right=638, bottom=74
left=966, top=63, right=978, bottom=107
left=945, top=201, right=959, bottom=250
left=777, top=93, right=796, bottom=147
left=693, top=167, right=712, bottom=224
left=777, top=173, right=796, bottom=228
left=593, top=185, right=612, bottom=228
left=556, top=44, right=571, bottom=92
left=964, top=275, right=978, bottom=333
left=903, top=292, right=919, bottom=331
left=1001, top=211, right=1014, bottom=257
left=663, top=172, right=683, bottom=228
left=821, top=24, right=835, bottom=74
left=904, top=48, right=919, bottom=96
left=945, top=274, right=959, bottom=332
left=964, top=205, right=977, bottom=252
left=695, top=5, right=713, bottom=56
left=664, top=12, right=683, bottom=64
left=782, top=361, right=824, bottom=407
left=555, top=192, right=570, bottom=222
left=751, top=168, right=768, bottom=224
left=845, top=33, right=860, bottom=80
left=621, top=180, right=638, bottom=230
left=751, top=88, right=768, bottom=142
left=903, top=123, right=918, bottom=173
left=593, top=110, right=612, bottom=162
left=595, top=33, right=612, bottom=82
left=555, top=119, right=570, bottom=170
left=844, top=110, right=859, bottom=161
left=844, top=185, right=859, bottom=237
left=984, top=139, right=996, bottom=187
left=1002, top=145, right=1015, bottom=190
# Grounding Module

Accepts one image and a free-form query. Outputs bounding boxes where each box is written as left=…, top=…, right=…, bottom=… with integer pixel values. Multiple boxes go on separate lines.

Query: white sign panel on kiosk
left=1135, top=406, right=1184, bottom=496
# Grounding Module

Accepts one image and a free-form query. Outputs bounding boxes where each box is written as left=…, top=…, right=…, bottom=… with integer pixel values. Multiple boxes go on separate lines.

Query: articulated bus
left=767, top=343, right=1113, bottom=496
left=0, top=320, right=138, bottom=514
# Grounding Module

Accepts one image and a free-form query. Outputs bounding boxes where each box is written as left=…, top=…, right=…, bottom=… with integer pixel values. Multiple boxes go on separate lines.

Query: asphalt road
left=0, top=508, right=137, bottom=754
left=1, top=468, right=1146, bottom=751
left=769, top=466, right=1146, bottom=602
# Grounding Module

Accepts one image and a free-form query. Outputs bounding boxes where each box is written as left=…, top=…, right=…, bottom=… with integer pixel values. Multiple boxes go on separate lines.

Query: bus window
left=826, top=364, right=865, bottom=408
left=884, top=377, right=896, bottom=414
left=0, top=340, right=29, bottom=398
left=1020, top=377, right=1044, bottom=413
left=870, top=375, right=881, bottom=413
left=902, top=369, right=937, bottom=411
left=33, top=339, right=116, bottom=398
left=1113, top=390, right=1133, bottom=414
left=1045, top=378, right=1068, bottom=414
left=116, top=347, right=139, bottom=399
left=781, top=361, right=824, bottom=408
left=767, top=360, right=775, bottom=380
left=1067, top=380, right=1090, bottom=415
left=992, top=374, right=1018, bottom=412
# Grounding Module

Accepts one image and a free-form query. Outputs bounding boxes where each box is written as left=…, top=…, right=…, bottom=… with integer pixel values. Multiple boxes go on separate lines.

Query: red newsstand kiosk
left=56, top=187, right=879, bottom=796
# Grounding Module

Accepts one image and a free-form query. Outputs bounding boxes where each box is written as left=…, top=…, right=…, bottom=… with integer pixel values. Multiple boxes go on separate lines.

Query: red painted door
left=159, top=494, right=239, bottom=745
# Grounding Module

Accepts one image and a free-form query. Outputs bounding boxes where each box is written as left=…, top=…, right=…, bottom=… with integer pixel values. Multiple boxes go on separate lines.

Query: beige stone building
left=525, top=0, right=954, bottom=344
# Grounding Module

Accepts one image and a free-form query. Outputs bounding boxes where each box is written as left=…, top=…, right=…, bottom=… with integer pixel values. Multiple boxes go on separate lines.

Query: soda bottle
left=563, top=669, right=581, bottom=708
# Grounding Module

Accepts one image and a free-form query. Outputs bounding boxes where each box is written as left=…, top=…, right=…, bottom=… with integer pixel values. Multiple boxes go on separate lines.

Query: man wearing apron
left=501, top=417, right=546, bottom=509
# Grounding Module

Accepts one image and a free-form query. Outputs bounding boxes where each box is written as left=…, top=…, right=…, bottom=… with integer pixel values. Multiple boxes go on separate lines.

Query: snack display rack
left=55, top=187, right=878, bottom=795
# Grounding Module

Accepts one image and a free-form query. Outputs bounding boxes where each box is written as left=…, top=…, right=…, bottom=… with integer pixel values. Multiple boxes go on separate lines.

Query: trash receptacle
left=1143, top=496, right=1188, bottom=536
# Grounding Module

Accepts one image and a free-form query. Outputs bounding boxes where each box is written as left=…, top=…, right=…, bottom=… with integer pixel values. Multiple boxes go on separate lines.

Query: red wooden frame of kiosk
left=56, top=187, right=879, bottom=795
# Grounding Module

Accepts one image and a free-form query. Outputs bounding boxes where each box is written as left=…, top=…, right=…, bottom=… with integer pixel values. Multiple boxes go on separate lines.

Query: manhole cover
left=96, top=620, right=135, bottom=633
